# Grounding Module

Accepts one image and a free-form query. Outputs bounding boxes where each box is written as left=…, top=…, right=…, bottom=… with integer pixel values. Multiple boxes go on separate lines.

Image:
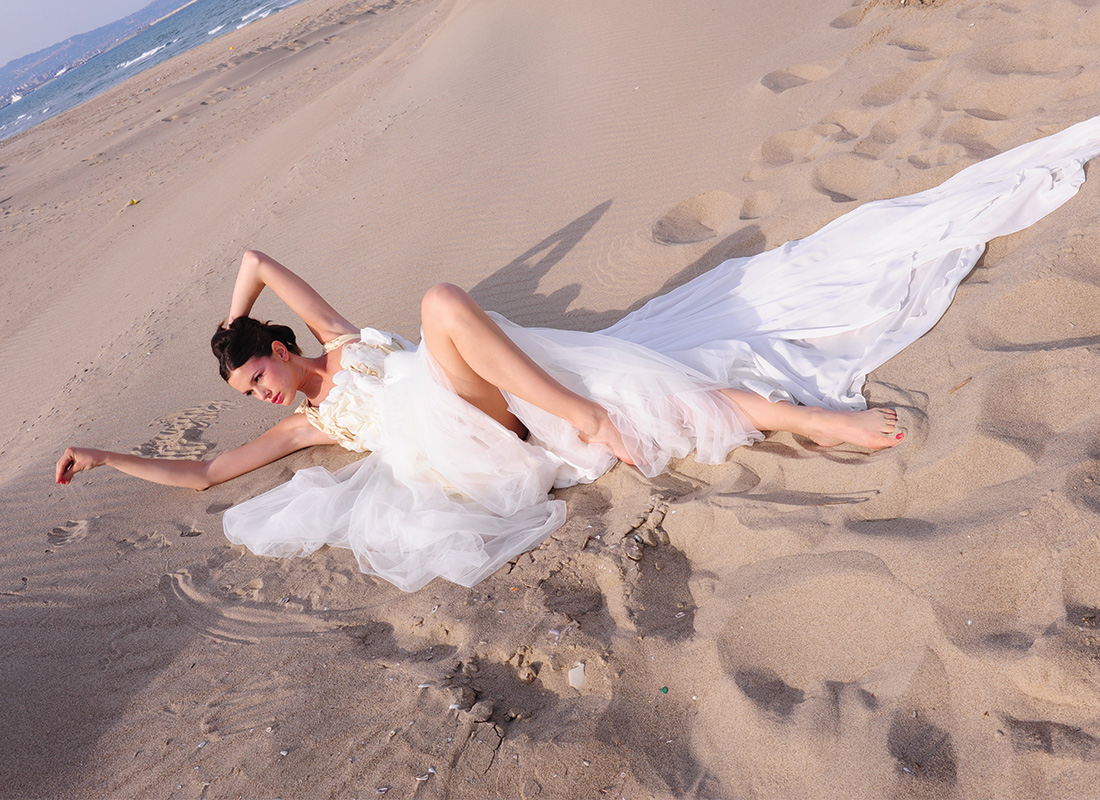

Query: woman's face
left=226, top=343, right=297, bottom=406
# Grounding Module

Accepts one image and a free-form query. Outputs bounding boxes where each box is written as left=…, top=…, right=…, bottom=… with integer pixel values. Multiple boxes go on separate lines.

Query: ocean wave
left=237, top=0, right=297, bottom=29
left=207, top=24, right=225, bottom=35
left=240, top=3, right=272, bottom=23
left=116, top=42, right=170, bottom=70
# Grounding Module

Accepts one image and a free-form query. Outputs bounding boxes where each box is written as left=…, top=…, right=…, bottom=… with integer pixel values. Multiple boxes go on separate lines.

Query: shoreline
left=0, top=0, right=305, bottom=142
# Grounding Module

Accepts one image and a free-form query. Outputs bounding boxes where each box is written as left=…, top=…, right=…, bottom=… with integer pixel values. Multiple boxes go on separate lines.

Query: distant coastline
left=0, top=0, right=307, bottom=142
left=0, top=0, right=197, bottom=111
left=148, top=0, right=203, bottom=28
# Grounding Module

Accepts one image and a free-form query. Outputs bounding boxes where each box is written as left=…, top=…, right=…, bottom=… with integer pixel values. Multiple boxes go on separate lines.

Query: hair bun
left=211, top=316, right=301, bottom=381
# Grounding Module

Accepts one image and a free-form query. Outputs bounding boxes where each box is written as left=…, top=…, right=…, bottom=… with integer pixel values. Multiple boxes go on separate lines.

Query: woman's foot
left=804, top=407, right=903, bottom=450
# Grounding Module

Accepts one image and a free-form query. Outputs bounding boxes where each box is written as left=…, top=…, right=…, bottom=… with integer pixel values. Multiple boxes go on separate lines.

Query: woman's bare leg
left=720, top=387, right=903, bottom=449
left=420, top=284, right=900, bottom=459
left=420, top=284, right=635, bottom=464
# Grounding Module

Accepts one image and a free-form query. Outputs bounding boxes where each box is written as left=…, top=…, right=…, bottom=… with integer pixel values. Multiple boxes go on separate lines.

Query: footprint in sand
left=48, top=518, right=91, bottom=546
left=1065, top=465, right=1100, bottom=515
left=701, top=551, right=933, bottom=706
left=1059, top=66, right=1100, bottom=104
left=732, top=668, right=805, bottom=719
left=939, top=116, right=1009, bottom=159
left=622, top=544, right=696, bottom=642
left=860, top=64, right=936, bottom=108
left=907, top=143, right=968, bottom=170
left=862, top=97, right=939, bottom=148
left=971, top=278, right=1100, bottom=353
left=199, top=681, right=285, bottom=739
left=948, top=78, right=1057, bottom=121
left=830, top=0, right=941, bottom=29
left=978, top=362, right=1098, bottom=460
left=889, top=28, right=971, bottom=62
left=1003, top=716, right=1100, bottom=759
left=613, top=499, right=697, bottom=642
left=651, top=190, right=738, bottom=245
left=442, top=652, right=556, bottom=741
left=955, top=2, right=1017, bottom=20
left=161, top=568, right=333, bottom=645
left=539, top=564, right=614, bottom=645
left=888, top=713, right=959, bottom=786
left=134, top=401, right=233, bottom=459
left=739, top=190, right=779, bottom=220
left=906, top=434, right=1037, bottom=510
left=757, top=127, right=830, bottom=167
left=830, top=4, right=869, bottom=30
left=971, top=39, right=1085, bottom=79
left=812, top=152, right=896, bottom=203
left=759, top=63, right=833, bottom=93
left=822, top=108, right=876, bottom=141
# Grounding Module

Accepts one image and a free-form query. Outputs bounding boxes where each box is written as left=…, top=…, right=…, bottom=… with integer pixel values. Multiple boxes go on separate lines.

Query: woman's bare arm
left=229, top=250, right=359, bottom=345
left=56, top=413, right=336, bottom=490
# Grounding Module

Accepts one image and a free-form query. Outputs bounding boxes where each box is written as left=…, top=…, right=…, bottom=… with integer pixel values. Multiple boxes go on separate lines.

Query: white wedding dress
left=224, top=114, right=1100, bottom=592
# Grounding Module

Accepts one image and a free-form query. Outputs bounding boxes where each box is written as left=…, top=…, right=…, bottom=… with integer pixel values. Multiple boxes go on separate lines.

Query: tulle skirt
left=224, top=113, right=1100, bottom=591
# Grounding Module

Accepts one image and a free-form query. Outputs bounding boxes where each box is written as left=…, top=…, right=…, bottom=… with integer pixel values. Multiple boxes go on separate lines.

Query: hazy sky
left=1, top=0, right=153, bottom=68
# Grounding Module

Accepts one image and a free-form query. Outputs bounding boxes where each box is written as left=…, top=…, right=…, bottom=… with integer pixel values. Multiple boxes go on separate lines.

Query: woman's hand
left=55, top=447, right=105, bottom=485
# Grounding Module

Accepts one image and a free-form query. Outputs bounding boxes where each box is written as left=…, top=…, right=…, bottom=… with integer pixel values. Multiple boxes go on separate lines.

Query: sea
left=0, top=0, right=308, bottom=143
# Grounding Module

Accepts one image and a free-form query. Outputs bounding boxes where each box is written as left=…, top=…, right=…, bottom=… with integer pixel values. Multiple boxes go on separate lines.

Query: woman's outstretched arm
left=56, top=413, right=335, bottom=490
left=229, top=250, right=359, bottom=344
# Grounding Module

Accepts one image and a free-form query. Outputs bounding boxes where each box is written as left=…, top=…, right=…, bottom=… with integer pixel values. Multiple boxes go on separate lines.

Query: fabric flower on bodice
left=296, top=328, right=413, bottom=452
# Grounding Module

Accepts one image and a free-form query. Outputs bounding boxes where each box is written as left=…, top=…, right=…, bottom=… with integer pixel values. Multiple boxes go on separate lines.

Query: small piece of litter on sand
left=949, top=377, right=971, bottom=394
left=569, top=663, right=585, bottom=690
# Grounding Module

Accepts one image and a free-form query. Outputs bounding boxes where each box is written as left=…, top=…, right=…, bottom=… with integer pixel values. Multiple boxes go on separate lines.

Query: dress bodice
left=294, top=328, right=415, bottom=452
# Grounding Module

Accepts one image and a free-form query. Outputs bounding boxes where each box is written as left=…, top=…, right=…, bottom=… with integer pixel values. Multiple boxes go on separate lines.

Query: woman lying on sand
left=56, top=114, right=1100, bottom=591
left=55, top=251, right=899, bottom=589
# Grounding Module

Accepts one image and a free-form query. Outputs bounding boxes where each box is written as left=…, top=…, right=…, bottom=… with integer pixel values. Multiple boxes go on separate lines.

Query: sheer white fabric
left=223, top=320, right=759, bottom=591
left=224, top=114, right=1100, bottom=591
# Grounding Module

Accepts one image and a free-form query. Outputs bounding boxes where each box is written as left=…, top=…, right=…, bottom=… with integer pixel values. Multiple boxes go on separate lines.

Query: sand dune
left=5, top=0, right=1100, bottom=796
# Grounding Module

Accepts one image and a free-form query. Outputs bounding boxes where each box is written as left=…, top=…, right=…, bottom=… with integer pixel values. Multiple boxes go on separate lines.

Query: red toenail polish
left=896, top=433, right=904, bottom=440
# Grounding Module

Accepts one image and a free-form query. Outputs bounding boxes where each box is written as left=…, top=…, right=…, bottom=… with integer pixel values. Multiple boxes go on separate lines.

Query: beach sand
left=5, top=0, right=1100, bottom=796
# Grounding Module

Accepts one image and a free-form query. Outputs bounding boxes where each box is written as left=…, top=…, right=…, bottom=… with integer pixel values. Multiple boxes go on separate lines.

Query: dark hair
left=211, top=316, right=301, bottom=381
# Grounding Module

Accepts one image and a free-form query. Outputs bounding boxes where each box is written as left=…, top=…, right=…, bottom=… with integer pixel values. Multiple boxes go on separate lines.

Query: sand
left=5, top=0, right=1100, bottom=796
